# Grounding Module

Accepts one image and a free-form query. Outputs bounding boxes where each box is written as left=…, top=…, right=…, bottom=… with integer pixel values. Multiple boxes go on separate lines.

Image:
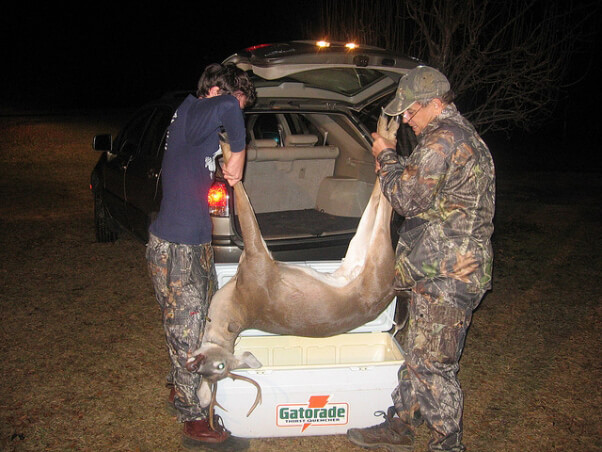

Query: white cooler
left=212, top=261, right=404, bottom=438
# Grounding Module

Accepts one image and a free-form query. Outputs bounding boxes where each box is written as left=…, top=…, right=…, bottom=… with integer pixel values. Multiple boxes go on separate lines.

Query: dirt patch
left=1, top=114, right=600, bottom=451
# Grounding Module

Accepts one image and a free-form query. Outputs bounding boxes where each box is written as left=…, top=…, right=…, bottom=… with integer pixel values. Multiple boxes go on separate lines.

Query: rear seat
left=244, top=135, right=340, bottom=213
left=284, top=134, right=318, bottom=146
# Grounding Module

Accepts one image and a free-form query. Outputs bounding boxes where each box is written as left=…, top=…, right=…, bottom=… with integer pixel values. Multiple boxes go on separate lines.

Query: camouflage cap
left=384, top=66, right=450, bottom=116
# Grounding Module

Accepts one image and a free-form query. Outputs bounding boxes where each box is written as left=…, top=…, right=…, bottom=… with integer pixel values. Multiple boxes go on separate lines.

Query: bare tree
left=312, top=0, right=597, bottom=135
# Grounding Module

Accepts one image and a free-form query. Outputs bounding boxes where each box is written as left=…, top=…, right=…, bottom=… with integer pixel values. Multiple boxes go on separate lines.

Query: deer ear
left=231, top=351, right=262, bottom=370
left=198, top=380, right=212, bottom=407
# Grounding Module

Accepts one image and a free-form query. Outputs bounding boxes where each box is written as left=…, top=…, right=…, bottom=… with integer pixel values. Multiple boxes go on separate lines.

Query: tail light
left=208, top=181, right=229, bottom=216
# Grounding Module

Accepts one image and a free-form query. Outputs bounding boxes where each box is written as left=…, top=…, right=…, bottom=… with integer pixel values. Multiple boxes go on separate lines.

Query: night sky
left=2, top=3, right=313, bottom=110
left=2, top=3, right=600, bottom=169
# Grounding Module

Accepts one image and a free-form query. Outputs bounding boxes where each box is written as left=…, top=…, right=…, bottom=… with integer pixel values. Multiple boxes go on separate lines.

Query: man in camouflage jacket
left=347, top=66, right=495, bottom=452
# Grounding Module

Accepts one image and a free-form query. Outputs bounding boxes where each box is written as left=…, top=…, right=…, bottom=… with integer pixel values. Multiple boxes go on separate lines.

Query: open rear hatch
left=222, top=41, right=419, bottom=250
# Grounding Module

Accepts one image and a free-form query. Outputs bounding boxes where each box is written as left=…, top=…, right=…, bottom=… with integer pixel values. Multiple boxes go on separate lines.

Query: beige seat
left=316, top=177, right=373, bottom=217
left=244, top=144, right=340, bottom=213
left=252, top=138, right=278, bottom=148
left=284, top=134, right=319, bottom=147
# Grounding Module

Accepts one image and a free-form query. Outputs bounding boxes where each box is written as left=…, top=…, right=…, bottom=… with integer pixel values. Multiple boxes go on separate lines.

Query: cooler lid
left=214, top=261, right=397, bottom=336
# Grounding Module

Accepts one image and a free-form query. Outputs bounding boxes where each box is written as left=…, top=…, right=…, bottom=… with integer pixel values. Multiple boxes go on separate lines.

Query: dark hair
left=196, top=63, right=257, bottom=107
left=441, top=89, right=455, bottom=104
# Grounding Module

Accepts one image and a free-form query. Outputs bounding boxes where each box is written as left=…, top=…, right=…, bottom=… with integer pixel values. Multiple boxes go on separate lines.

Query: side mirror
left=93, top=134, right=113, bottom=152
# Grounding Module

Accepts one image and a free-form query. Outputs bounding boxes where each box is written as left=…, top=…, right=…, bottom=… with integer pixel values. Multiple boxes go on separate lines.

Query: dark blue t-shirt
left=149, top=94, right=246, bottom=244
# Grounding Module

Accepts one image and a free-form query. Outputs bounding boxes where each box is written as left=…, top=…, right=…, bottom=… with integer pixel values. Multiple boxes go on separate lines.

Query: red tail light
left=208, top=181, right=229, bottom=216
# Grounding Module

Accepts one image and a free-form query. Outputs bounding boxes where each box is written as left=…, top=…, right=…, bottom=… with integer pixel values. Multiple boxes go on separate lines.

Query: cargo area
left=235, top=111, right=378, bottom=241
left=253, top=209, right=360, bottom=239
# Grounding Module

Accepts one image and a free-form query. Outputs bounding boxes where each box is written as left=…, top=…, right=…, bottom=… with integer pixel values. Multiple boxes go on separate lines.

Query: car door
left=101, top=108, right=155, bottom=231
left=124, top=106, right=174, bottom=241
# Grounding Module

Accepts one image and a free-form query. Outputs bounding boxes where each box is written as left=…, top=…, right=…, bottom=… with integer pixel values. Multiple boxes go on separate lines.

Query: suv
left=91, top=40, right=418, bottom=263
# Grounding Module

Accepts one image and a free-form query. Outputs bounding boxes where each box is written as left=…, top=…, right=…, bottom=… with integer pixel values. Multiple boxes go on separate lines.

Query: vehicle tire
left=94, top=190, right=118, bottom=242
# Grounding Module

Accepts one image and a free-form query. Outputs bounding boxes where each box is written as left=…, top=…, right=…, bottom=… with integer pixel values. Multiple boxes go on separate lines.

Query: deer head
left=186, top=342, right=263, bottom=426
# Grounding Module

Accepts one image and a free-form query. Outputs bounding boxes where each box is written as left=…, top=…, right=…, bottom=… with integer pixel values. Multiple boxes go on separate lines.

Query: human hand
left=222, top=163, right=242, bottom=186
left=221, top=150, right=245, bottom=186
left=371, top=132, right=396, bottom=159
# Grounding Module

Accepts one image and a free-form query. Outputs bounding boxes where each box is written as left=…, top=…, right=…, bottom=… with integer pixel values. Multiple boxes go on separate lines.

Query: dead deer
left=186, top=115, right=400, bottom=427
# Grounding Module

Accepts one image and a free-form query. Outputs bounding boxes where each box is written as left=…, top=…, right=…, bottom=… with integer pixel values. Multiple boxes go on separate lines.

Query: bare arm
left=222, top=149, right=246, bottom=186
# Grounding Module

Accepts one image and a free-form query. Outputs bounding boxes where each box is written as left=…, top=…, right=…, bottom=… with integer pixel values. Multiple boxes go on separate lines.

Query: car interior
left=230, top=111, right=377, bottom=239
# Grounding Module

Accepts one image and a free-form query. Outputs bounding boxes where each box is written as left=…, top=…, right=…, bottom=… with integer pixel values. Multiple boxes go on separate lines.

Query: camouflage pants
left=146, top=233, right=218, bottom=422
left=392, top=279, right=484, bottom=452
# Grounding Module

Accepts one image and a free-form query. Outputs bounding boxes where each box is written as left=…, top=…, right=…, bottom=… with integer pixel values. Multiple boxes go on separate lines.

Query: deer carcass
left=187, top=116, right=400, bottom=425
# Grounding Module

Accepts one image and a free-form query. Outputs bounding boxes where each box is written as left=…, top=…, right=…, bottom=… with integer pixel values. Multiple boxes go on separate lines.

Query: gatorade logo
left=276, top=395, right=349, bottom=432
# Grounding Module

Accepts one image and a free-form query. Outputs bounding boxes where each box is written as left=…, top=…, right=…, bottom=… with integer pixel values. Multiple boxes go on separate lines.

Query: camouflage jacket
left=377, top=104, right=495, bottom=292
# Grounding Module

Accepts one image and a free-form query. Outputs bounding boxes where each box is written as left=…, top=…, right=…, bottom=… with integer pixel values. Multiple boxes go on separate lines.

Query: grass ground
left=0, top=113, right=600, bottom=451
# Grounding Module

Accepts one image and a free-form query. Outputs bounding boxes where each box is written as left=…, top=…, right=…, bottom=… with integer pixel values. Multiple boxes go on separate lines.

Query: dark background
left=2, top=3, right=600, bottom=170
left=1, top=3, right=311, bottom=109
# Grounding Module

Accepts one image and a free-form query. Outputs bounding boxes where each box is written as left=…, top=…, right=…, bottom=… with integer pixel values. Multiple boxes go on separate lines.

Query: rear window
left=253, top=68, right=386, bottom=97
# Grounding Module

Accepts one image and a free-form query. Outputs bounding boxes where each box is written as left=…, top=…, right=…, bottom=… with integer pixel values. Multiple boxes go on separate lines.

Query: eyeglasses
left=402, top=105, right=422, bottom=121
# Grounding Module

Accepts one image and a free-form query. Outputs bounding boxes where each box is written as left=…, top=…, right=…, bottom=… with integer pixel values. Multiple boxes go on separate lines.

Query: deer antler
left=207, top=381, right=227, bottom=431
left=208, top=382, right=218, bottom=430
left=227, top=371, right=263, bottom=417
left=205, top=372, right=262, bottom=429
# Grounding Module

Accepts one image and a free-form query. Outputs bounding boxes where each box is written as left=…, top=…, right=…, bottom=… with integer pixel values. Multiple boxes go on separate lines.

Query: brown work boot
left=347, top=406, right=414, bottom=452
left=182, top=415, right=250, bottom=451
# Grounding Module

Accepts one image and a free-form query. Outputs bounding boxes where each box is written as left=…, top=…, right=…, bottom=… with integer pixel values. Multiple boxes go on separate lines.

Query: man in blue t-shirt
left=146, top=63, right=256, bottom=450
